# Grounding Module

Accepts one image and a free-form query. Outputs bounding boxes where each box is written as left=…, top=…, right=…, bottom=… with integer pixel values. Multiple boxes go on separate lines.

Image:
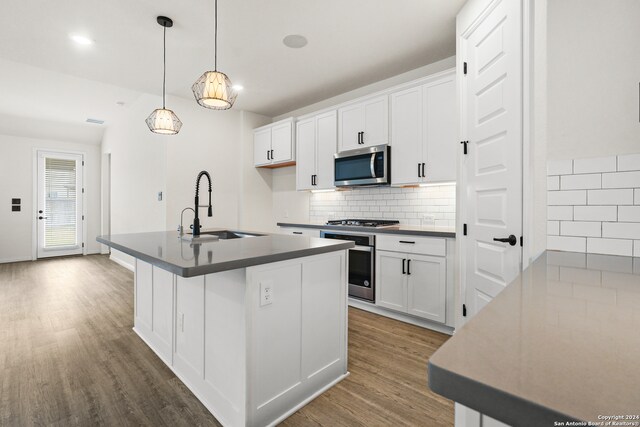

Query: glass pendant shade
left=146, top=108, right=182, bottom=135
left=192, top=70, right=237, bottom=110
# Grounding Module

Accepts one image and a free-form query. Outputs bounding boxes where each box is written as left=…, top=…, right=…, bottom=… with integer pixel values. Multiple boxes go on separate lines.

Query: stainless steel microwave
left=334, top=145, right=390, bottom=187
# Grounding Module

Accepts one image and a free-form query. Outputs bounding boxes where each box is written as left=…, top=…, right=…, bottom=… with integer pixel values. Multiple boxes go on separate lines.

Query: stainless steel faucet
left=178, top=207, right=196, bottom=237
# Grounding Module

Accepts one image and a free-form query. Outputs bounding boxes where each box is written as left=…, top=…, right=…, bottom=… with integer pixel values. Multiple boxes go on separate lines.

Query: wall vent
left=86, top=118, right=105, bottom=125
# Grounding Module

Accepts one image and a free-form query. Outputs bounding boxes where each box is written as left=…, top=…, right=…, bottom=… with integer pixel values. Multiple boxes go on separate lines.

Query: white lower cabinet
left=278, top=226, right=321, bottom=237
left=375, top=250, right=446, bottom=323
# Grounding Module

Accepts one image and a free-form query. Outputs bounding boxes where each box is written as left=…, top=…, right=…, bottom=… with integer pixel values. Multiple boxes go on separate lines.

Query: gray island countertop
left=97, top=229, right=354, bottom=277
left=428, top=250, right=640, bottom=426
left=277, top=222, right=456, bottom=238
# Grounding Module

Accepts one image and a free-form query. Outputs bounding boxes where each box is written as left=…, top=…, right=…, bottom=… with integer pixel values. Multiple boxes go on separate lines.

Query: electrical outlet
left=260, top=281, right=273, bottom=307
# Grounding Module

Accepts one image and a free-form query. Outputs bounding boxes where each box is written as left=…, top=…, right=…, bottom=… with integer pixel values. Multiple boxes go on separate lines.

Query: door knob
left=493, top=235, right=517, bottom=246
left=38, top=216, right=47, bottom=220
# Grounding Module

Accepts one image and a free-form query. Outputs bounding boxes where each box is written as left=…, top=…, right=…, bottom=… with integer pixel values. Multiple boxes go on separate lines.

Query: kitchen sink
left=200, top=230, right=263, bottom=239
left=182, top=230, right=263, bottom=242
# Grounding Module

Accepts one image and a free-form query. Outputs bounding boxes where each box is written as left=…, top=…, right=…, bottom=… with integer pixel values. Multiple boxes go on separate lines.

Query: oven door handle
left=351, top=245, right=373, bottom=253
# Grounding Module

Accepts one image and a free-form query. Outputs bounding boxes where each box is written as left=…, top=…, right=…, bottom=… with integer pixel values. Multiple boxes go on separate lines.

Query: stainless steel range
left=321, top=219, right=399, bottom=302
left=326, top=219, right=400, bottom=228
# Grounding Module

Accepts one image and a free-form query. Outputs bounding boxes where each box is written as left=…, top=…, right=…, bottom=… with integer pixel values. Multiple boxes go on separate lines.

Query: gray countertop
left=97, top=229, right=354, bottom=277
left=428, top=250, right=640, bottom=426
left=277, top=222, right=456, bottom=238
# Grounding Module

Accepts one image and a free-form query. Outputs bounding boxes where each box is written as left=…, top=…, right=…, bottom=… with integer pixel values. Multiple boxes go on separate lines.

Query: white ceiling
left=0, top=0, right=463, bottom=126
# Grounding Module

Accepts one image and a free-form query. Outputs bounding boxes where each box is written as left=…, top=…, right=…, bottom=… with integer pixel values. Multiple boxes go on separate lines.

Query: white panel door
left=36, top=151, right=83, bottom=258
left=362, top=95, right=389, bottom=147
left=296, top=117, right=316, bottom=190
left=391, top=86, right=424, bottom=185
left=460, top=0, right=523, bottom=319
left=338, top=103, right=364, bottom=152
left=424, top=75, right=457, bottom=183
left=315, top=110, right=337, bottom=189
left=406, top=254, right=447, bottom=323
left=254, top=128, right=272, bottom=166
left=271, top=121, right=293, bottom=163
left=375, top=250, right=407, bottom=312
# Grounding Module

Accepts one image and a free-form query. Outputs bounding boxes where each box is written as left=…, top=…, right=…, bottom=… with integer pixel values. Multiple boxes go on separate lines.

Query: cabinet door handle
left=293, top=231, right=303, bottom=235
left=402, top=258, right=406, bottom=275
left=407, top=259, right=411, bottom=275
left=418, top=163, right=422, bottom=178
left=270, top=149, right=274, bottom=159
left=267, top=150, right=270, bottom=160
left=422, top=163, right=426, bottom=177
left=360, top=131, right=365, bottom=144
left=399, top=240, right=415, bottom=244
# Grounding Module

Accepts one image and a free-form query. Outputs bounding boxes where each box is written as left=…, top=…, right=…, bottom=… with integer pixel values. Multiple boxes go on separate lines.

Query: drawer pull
left=293, top=232, right=303, bottom=235
left=399, top=240, right=415, bottom=244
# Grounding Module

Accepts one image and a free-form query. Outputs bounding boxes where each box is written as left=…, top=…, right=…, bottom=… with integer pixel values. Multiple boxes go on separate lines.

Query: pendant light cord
left=162, top=24, right=167, bottom=109
left=214, top=0, right=218, bottom=71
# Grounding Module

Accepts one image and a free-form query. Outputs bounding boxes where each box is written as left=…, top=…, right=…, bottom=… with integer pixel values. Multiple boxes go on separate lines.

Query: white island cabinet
left=107, top=231, right=352, bottom=427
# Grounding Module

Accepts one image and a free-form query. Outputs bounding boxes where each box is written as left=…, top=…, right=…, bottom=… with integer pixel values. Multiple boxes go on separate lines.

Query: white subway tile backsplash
left=602, top=171, right=640, bottom=188
left=617, top=153, right=640, bottom=172
left=309, top=184, right=456, bottom=227
left=547, top=153, right=640, bottom=256
left=618, top=206, right=640, bottom=222
left=548, top=206, right=573, bottom=220
left=547, top=159, right=573, bottom=176
left=560, top=221, right=601, bottom=237
left=602, top=222, right=640, bottom=240
left=548, top=236, right=586, bottom=252
left=587, top=238, right=633, bottom=257
left=560, top=174, right=601, bottom=190
left=573, top=206, right=617, bottom=222
left=587, top=189, right=634, bottom=205
left=547, top=190, right=586, bottom=206
left=573, top=156, right=617, bottom=174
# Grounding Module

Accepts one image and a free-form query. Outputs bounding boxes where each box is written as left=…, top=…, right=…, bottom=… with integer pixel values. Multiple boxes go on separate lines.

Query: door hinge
left=82, top=215, right=85, bottom=220
left=82, top=243, right=85, bottom=248
left=82, top=161, right=85, bottom=166
left=463, top=62, right=467, bottom=75
left=82, top=188, right=85, bottom=194
left=462, top=304, right=467, bottom=317
left=460, top=140, right=469, bottom=155
left=463, top=224, right=467, bottom=236
left=520, top=236, right=524, bottom=247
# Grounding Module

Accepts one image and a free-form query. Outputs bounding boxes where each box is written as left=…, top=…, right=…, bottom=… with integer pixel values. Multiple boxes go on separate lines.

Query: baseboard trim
left=109, top=254, right=134, bottom=271
left=348, top=298, right=455, bottom=335
left=0, top=256, right=32, bottom=264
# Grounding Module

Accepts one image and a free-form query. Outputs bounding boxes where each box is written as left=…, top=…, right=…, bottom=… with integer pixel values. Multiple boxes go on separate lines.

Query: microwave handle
left=370, top=153, right=377, bottom=178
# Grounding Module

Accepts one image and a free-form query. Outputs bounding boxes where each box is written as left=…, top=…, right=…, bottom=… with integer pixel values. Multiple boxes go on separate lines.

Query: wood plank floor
left=0, top=255, right=453, bottom=426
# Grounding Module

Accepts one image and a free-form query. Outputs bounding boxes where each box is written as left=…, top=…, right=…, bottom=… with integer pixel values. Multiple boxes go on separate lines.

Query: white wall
left=0, top=134, right=101, bottom=263
left=547, top=0, right=640, bottom=160
left=101, top=94, right=272, bottom=266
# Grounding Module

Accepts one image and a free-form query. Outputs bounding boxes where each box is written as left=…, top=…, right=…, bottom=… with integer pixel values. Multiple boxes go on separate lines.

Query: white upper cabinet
left=296, top=110, right=337, bottom=191
left=390, top=70, right=456, bottom=185
left=338, top=95, right=389, bottom=152
left=254, top=118, right=295, bottom=168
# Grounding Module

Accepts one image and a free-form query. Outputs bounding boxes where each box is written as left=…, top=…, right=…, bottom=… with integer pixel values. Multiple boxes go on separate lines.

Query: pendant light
left=191, top=0, right=237, bottom=110
left=146, top=16, right=182, bottom=135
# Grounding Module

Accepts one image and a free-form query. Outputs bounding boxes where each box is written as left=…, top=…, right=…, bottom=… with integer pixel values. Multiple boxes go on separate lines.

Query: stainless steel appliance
left=334, top=145, right=390, bottom=187
left=320, top=230, right=376, bottom=302
left=326, top=219, right=400, bottom=228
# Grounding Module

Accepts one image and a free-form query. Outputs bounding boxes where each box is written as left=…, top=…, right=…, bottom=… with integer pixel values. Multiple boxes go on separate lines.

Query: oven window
left=349, top=249, right=372, bottom=287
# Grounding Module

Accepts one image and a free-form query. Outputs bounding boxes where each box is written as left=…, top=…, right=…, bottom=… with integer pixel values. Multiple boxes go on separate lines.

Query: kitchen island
left=97, top=230, right=354, bottom=427
left=429, top=250, right=640, bottom=426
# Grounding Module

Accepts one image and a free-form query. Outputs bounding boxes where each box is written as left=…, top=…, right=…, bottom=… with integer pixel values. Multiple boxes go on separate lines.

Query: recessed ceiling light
left=232, top=84, right=244, bottom=91
left=70, top=34, right=94, bottom=45
left=283, top=34, right=308, bottom=49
